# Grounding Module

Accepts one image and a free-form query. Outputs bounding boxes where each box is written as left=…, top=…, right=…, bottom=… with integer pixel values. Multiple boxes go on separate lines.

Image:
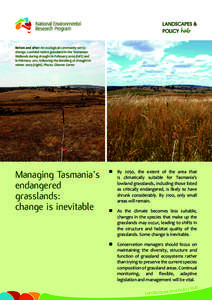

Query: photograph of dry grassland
left=107, top=41, right=212, bottom=161
left=0, top=41, right=105, bottom=161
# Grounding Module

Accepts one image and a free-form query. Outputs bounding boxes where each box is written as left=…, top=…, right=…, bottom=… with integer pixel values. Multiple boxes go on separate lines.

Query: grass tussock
left=107, top=94, right=212, bottom=161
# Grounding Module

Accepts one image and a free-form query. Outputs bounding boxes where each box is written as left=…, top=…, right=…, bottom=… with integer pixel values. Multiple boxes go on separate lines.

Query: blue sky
left=107, top=41, right=212, bottom=86
left=0, top=40, right=105, bottom=87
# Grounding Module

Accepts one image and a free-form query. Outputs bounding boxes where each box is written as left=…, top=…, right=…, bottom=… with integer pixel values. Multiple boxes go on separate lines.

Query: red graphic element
left=15, top=19, right=31, bottom=33
left=25, top=21, right=31, bottom=27
left=19, top=294, right=34, bottom=300
left=22, top=24, right=31, bottom=30
left=4, top=292, right=40, bottom=300
left=7, top=292, right=20, bottom=300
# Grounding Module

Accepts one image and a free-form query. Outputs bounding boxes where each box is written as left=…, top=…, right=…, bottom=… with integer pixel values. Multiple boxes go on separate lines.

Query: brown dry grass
left=107, top=91, right=212, bottom=161
left=0, top=88, right=105, bottom=161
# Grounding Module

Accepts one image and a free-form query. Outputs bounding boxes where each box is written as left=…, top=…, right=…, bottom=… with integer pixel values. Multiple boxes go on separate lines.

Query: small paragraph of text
left=14, top=45, right=92, bottom=67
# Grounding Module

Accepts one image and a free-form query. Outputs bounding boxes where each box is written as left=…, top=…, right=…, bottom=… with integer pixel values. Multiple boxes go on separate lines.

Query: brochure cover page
left=0, top=1, right=211, bottom=300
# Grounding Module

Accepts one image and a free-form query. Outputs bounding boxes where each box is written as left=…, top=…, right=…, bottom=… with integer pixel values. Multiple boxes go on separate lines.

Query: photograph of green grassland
left=107, top=41, right=212, bottom=162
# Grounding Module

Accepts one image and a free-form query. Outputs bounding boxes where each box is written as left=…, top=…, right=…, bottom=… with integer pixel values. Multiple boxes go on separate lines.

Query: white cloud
left=107, top=44, right=212, bottom=86
left=107, top=40, right=181, bottom=63
left=107, top=60, right=122, bottom=73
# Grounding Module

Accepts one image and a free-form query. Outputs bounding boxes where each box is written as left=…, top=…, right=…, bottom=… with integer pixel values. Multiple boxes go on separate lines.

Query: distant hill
left=107, top=85, right=212, bottom=92
left=63, top=85, right=104, bottom=88
left=0, top=85, right=104, bottom=93
left=108, top=84, right=211, bottom=89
